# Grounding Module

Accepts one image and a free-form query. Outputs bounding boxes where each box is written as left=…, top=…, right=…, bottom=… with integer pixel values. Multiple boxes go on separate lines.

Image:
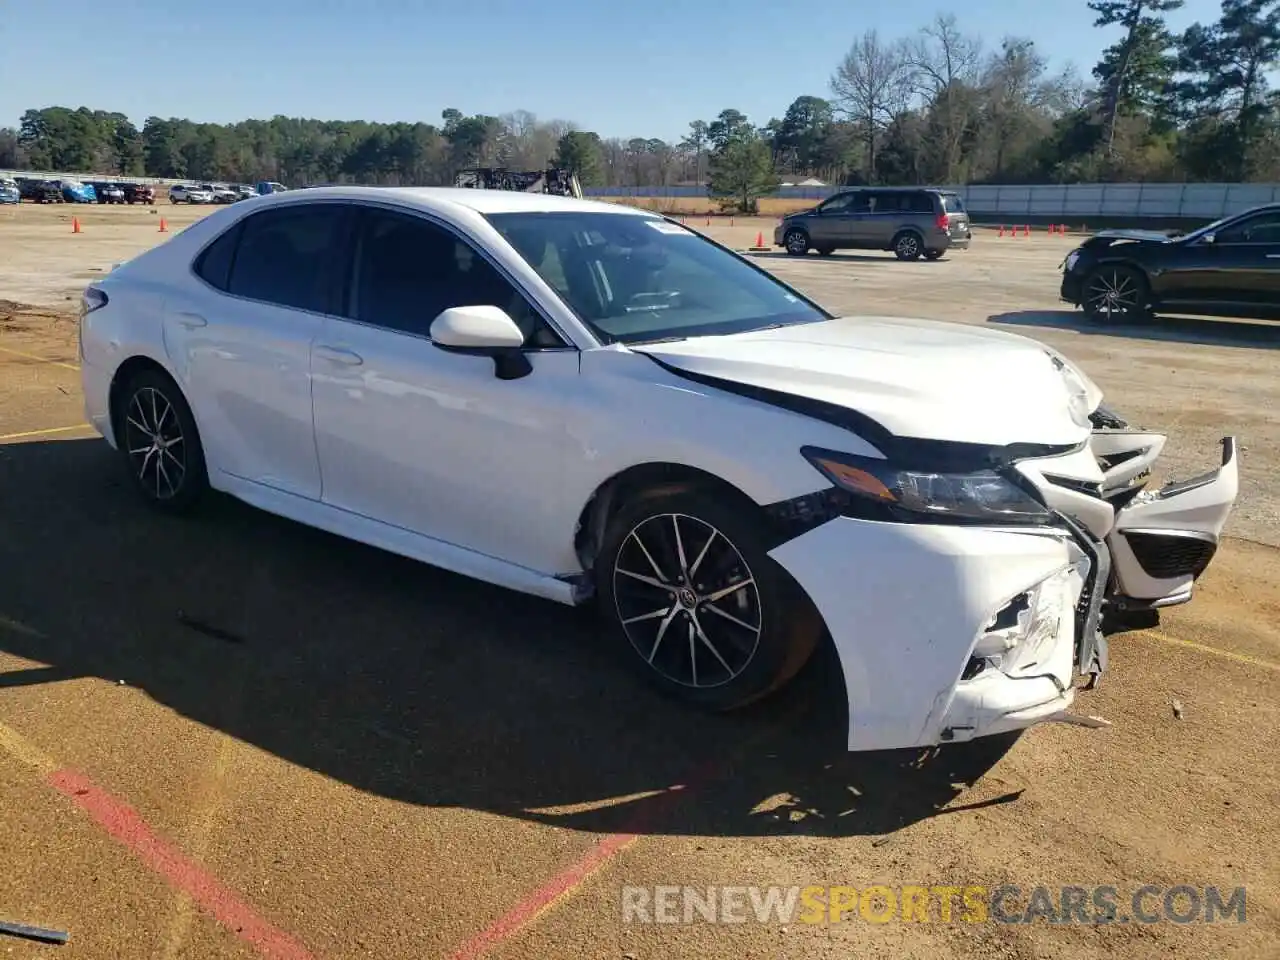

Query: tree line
left=4, top=0, right=1280, bottom=207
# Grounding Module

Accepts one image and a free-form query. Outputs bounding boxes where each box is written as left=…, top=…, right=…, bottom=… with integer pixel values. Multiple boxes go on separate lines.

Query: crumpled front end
left=768, top=519, right=1102, bottom=752
left=762, top=410, right=1238, bottom=754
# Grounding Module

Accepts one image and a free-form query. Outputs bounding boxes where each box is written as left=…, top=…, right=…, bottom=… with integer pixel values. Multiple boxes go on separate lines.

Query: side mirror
left=429, top=305, right=532, bottom=380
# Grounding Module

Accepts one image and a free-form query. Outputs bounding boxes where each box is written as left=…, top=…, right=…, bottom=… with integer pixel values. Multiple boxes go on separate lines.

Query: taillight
left=936, top=211, right=950, bottom=231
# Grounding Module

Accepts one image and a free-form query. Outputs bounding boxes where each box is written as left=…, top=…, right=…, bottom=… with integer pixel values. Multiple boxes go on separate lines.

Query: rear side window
left=193, top=223, right=241, bottom=291
left=227, top=205, right=347, bottom=312
left=942, top=193, right=965, bottom=213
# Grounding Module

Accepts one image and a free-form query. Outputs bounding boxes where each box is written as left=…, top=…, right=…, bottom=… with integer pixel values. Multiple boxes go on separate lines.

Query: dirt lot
left=0, top=200, right=1277, bottom=960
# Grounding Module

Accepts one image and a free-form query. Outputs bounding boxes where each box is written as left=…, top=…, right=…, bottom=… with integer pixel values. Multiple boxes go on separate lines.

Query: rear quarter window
left=193, top=222, right=242, bottom=291
left=942, top=194, right=966, bottom=213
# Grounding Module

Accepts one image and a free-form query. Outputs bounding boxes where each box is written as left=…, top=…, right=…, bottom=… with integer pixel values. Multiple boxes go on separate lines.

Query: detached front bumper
left=769, top=518, right=1102, bottom=752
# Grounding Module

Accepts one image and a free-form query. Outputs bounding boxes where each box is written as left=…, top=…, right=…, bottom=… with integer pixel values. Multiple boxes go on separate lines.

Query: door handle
left=314, top=345, right=363, bottom=366
left=1266, top=254, right=1280, bottom=259
left=175, top=312, right=207, bottom=329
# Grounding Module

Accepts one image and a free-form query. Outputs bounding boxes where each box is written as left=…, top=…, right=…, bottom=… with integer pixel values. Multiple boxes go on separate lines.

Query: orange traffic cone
left=159, top=217, right=168, bottom=233
left=749, top=231, right=769, bottom=252
left=998, top=225, right=1005, bottom=237
left=71, top=217, right=81, bottom=234
left=1022, top=225, right=1030, bottom=238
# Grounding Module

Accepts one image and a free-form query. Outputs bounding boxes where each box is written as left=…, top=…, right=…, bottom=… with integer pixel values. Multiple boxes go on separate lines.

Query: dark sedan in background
left=1061, top=203, right=1280, bottom=323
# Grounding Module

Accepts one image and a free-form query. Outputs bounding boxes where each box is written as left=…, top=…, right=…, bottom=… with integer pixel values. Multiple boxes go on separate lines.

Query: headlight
left=1064, top=250, right=1080, bottom=271
left=801, top=447, right=1051, bottom=525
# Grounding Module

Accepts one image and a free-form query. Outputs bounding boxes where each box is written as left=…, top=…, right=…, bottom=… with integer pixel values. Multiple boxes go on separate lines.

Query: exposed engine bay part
left=453, top=167, right=583, bottom=199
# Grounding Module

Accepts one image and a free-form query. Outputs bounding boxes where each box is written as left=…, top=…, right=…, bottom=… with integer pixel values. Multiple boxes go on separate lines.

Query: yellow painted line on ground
left=1137, top=630, right=1280, bottom=672
left=0, top=343, right=80, bottom=371
left=0, top=423, right=93, bottom=442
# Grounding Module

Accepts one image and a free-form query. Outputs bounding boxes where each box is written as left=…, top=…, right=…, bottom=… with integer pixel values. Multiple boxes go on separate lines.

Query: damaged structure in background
left=453, top=167, right=583, bottom=199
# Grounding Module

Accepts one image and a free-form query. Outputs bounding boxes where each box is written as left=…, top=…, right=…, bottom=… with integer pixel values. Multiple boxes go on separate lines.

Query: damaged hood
left=631, top=316, right=1099, bottom=448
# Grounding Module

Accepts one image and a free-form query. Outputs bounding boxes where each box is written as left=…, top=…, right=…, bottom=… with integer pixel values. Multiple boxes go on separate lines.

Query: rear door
left=163, top=201, right=349, bottom=499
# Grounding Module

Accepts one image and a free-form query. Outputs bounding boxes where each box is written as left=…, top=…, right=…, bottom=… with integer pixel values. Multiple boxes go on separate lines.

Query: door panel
left=310, top=204, right=579, bottom=573
left=1159, top=211, right=1280, bottom=308
left=808, top=193, right=857, bottom=245
left=311, top=320, right=577, bottom=572
left=162, top=202, right=348, bottom=498
left=163, top=294, right=323, bottom=497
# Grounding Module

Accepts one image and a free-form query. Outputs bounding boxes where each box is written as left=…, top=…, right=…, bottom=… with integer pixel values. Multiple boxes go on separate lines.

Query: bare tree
left=830, top=30, right=917, bottom=180
left=907, top=14, right=983, bottom=181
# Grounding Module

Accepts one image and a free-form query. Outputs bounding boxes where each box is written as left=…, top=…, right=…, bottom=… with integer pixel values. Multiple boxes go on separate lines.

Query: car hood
left=630, top=316, right=1099, bottom=447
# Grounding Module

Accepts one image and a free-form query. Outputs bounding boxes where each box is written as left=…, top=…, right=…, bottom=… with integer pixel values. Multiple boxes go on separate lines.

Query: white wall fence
left=588, top=182, right=1280, bottom=221
left=6, top=168, right=1279, bottom=220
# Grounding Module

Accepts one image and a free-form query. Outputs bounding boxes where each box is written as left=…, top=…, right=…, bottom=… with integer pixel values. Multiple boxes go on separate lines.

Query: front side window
left=226, top=204, right=347, bottom=312
left=487, top=211, right=830, bottom=344
left=1215, top=211, right=1280, bottom=245
left=347, top=208, right=563, bottom=347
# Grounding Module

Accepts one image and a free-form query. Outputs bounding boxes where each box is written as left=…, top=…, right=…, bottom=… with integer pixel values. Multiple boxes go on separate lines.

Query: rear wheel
left=115, top=369, right=208, bottom=513
left=595, top=488, right=823, bottom=711
left=783, top=228, right=810, bottom=256
left=1083, top=264, right=1148, bottom=323
left=893, top=230, right=924, bottom=261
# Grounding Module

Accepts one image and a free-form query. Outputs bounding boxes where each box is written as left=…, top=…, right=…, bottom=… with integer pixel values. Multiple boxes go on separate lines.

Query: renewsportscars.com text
left=620, top=884, right=1248, bottom=925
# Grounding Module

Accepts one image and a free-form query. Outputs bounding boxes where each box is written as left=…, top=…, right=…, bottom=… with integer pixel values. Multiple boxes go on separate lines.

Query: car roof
left=245, top=184, right=651, bottom=217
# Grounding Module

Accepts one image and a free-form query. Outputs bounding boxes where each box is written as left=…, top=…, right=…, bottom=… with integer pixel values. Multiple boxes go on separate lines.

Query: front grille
left=1125, top=532, right=1217, bottom=580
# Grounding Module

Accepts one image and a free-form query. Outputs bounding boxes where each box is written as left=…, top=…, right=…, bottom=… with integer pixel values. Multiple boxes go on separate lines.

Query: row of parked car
left=0, top=176, right=288, bottom=206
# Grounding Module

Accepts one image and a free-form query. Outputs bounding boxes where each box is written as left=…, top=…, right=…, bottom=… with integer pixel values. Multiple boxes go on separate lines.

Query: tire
left=924, top=249, right=943, bottom=261
left=595, top=487, right=824, bottom=712
left=783, top=228, right=810, bottom=256
left=1083, top=264, right=1148, bottom=323
left=893, top=230, right=924, bottom=261
left=115, top=368, right=208, bottom=513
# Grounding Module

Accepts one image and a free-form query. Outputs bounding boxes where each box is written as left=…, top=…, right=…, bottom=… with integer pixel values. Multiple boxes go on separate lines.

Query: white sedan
left=77, top=187, right=1240, bottom=752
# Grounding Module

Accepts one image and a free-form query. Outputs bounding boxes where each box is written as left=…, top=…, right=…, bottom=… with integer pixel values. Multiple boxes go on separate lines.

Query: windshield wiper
left=630, top=335, right=689, bottom=345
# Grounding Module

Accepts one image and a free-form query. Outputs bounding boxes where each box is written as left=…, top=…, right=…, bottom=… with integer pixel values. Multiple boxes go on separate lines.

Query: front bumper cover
left=768, top=517, right=1103, bottom=752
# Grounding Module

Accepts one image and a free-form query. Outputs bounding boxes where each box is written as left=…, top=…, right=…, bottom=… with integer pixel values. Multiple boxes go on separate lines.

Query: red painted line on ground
left=48, top=768, right=316, bottom=960
left=446, top=757, right=724, bottom=960
left=446, top=831, right=639, bottom=960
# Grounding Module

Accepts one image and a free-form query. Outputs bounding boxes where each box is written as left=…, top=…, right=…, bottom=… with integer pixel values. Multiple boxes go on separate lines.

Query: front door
left=162, top=202, right=349, bottom=499
left=309, top=205, right=579, bottom=573
left=807, top=192, right=859, bottom=246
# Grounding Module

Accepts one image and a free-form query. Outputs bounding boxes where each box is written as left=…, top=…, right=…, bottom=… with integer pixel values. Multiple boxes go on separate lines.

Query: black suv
left=774, top=187, right=972, bottom=260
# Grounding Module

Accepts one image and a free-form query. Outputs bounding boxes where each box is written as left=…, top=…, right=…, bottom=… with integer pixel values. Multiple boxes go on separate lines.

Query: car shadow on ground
left=745, top=251, right=949, bottom=264
left=989, top=309, right=1280, bottom=349
left=0, top=438, right=1020, bottom=840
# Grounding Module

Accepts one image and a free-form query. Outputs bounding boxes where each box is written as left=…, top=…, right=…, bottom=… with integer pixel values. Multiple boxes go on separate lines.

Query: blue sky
left=3, top=0, right=1225, bottom=141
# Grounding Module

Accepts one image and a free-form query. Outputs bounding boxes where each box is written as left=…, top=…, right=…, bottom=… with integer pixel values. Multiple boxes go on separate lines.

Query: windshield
left=485, top=211, right=829, bottom=343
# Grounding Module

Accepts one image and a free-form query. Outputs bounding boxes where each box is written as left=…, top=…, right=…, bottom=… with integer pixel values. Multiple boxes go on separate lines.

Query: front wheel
left=1083, top=264, right=1148, bottom=323
left=116, top=369, right=209, bottom=513
left=783, top=228, right=810, bottom=256
left=595, top=488, right=824, bottom=711
left=893, top=231, right=924, bottom=261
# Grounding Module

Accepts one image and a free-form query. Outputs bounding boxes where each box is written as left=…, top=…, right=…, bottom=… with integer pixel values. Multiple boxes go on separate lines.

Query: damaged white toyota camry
left=78, top=187, right=1240, bottom=751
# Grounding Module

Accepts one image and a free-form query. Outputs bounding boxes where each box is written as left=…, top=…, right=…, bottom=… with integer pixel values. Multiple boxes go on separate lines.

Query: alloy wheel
left=612, top=513, right=762, bottom=689
left=896, top=234, right=920, bottom=258
left=123, top=386, right=187, bottom=500
left=785, top=230, right=808, bottom=255
left=1086, top=270, right=1139, bottom=319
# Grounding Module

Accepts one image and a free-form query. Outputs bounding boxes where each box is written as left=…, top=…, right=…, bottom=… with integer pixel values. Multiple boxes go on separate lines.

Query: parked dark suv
left=774, top=187, right=972, bottom=260
left=119, top=182, right=156, bottom=205
left=17, top=178, right=62, bottom=203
